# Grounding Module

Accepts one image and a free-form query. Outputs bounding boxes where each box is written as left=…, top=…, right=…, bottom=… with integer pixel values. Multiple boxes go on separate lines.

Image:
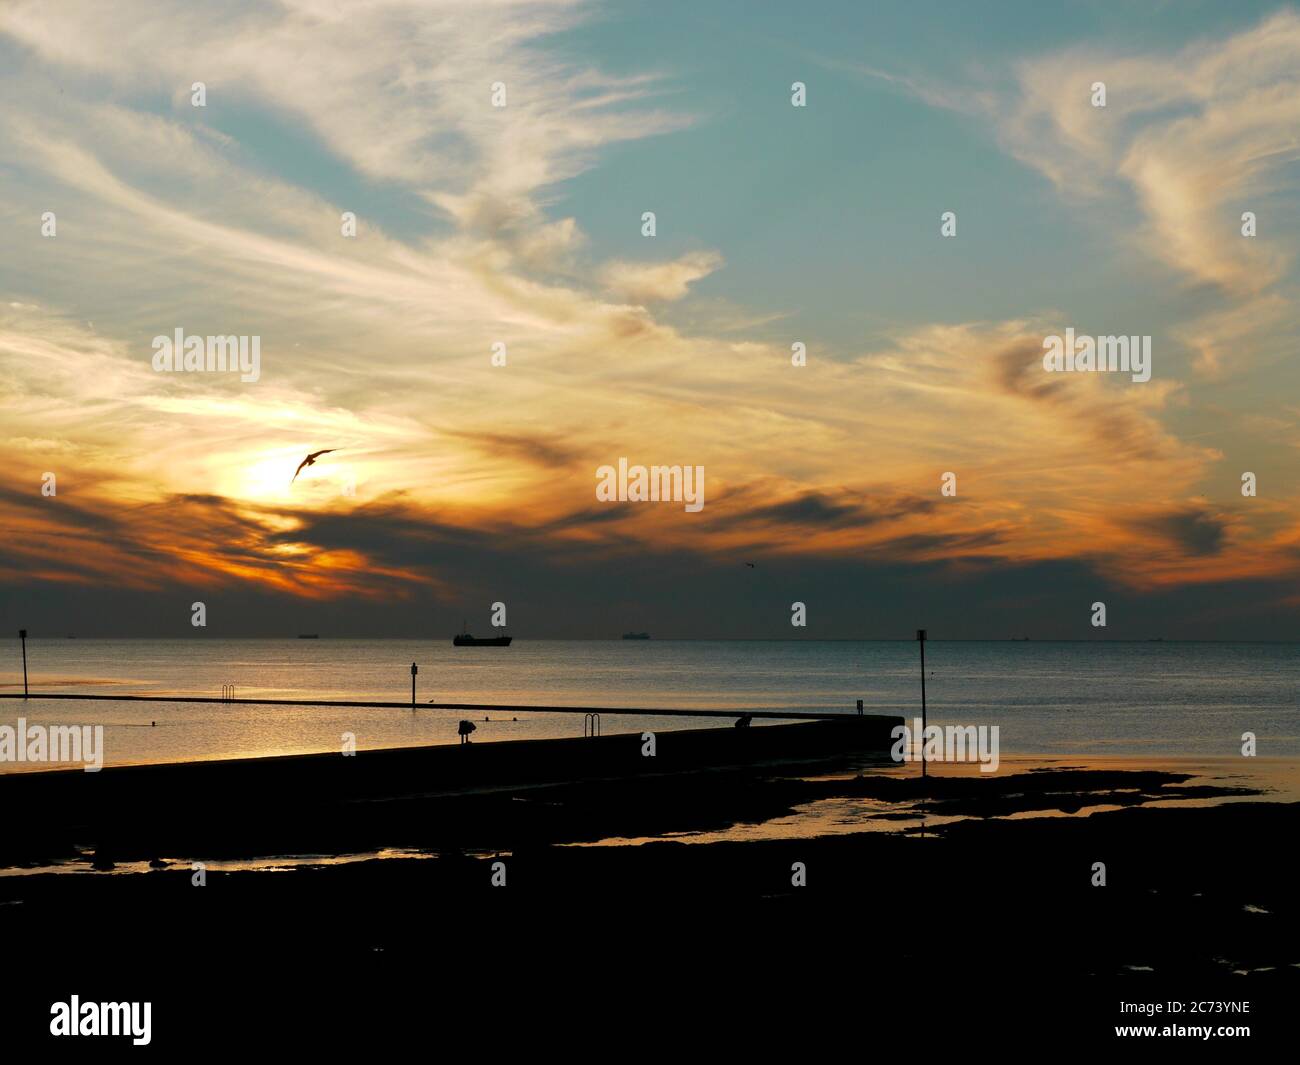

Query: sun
left=210, top=451, right=302, bottom=502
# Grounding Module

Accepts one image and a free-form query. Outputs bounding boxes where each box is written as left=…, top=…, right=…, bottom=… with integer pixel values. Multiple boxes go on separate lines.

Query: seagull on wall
left=291, top=449, right=339, bottom=485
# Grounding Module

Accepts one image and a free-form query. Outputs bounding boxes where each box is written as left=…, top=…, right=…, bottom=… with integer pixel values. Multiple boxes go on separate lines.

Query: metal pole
left=19, top=629, right=28, bottom=700
left=917, top=629, right=927, bottom=779
left=410, top=662, right=417, bottom=710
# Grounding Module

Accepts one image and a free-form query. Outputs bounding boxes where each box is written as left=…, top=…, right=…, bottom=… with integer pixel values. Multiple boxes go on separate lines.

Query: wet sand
left=0, top=717, right=901, bottom=865
left=2, top=723, right=1296, bottom=984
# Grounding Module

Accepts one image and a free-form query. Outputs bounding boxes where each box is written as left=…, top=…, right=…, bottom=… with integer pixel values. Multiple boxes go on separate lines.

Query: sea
left=1, top=638, right=1296, bottom=772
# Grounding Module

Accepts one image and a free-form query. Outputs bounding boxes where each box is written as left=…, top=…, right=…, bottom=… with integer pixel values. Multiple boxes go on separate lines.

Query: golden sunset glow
left=1, top=2, right=1298, bottom=638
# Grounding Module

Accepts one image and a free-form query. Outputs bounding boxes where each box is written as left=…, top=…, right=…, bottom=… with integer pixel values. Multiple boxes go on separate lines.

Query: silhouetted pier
left=0, top=719, right=903, bottom=818
left=0, top=691, right=863, bottom=721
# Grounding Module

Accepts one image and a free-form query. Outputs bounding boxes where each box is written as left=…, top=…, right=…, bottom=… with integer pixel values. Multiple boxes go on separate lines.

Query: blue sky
left=1, top=1, right=1299, bottom=637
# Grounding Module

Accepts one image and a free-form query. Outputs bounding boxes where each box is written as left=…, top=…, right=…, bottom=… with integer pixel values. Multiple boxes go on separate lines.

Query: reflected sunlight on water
left=561, top=755, right=1300, bottom=847
left=2, top=639, right=1297, bottom=770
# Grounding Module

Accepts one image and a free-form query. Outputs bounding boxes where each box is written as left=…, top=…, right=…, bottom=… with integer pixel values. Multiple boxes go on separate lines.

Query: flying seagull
left=744, top=562, right=756, bottom=568
left=291, top=449, right=339, bottom=485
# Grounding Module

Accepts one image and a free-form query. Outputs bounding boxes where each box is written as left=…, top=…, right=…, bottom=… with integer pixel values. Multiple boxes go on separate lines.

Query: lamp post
left=917, top=629, right=927, bottom=778
left=410, top=662, right=418, bottom=710
left=19, top=629, right=28, bottom=700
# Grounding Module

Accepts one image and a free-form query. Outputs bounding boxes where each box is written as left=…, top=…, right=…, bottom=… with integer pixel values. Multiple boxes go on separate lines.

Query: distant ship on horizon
left=453, top=621, right=511, bottom=647
left=622, top=632, right=651, bottom=640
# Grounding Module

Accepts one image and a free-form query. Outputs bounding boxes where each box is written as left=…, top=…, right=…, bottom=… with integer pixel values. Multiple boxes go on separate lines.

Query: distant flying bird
left=291, top=449, right=339, bottom=485
left=744, top=562, right=756, bottom=568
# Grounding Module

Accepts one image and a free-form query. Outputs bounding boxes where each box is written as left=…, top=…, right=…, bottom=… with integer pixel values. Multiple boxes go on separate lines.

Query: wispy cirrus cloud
left=1, top=1, right=1299, bottom=632
left=831, top=10, right=1300, bottom=377
left=1001, top=11, right=1300, bottom=298
left=599, top=251, right=724, bottom=303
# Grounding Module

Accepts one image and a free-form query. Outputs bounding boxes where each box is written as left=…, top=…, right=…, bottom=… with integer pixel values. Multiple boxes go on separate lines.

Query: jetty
left=0, top=691, right=877, bottom=721
left=0, top=688, right=902, bottom=796
left=0, top=716, right=899, bottom=802
left=0, top=716, right=904, bottom=874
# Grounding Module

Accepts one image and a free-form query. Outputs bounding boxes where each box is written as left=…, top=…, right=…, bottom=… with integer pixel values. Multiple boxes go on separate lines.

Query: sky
left=1, top=0, right=1298, bottom=639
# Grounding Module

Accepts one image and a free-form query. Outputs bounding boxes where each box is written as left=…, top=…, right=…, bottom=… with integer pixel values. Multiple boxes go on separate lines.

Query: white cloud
left=833, top=11, right=1300, bottom=377
left=599, top=251, right=724, bottom=302
left=999, top=12, right=1300, bottom=295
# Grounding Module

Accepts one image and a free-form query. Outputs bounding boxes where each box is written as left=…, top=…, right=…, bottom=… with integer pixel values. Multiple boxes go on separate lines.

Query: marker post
left=917, top=629, right=927, bottom=778
left=19, top=629, right=28, bottom=699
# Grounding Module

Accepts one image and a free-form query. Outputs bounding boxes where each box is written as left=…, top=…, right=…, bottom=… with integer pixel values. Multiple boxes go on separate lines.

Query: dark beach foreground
left=3, top=721, right=1296, bottom=1048
left=0, top=717, right=903, bottom=864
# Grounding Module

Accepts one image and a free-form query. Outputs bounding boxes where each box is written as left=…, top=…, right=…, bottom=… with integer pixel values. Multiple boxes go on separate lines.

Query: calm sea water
left=1, top=639, right=1297, bottom=770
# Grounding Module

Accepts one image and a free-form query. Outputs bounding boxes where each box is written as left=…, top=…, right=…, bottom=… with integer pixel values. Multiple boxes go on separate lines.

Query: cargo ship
left=453, top=622, right=511, bottom=647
